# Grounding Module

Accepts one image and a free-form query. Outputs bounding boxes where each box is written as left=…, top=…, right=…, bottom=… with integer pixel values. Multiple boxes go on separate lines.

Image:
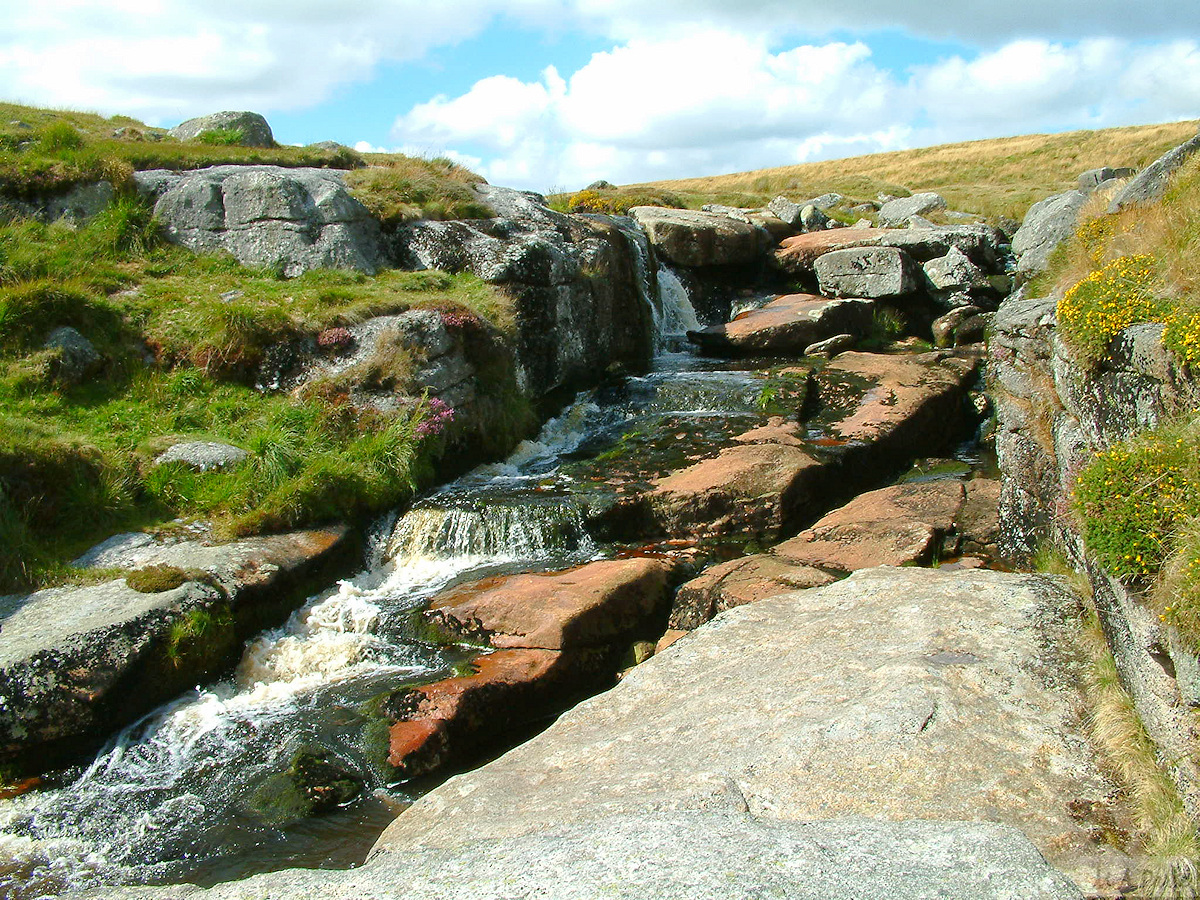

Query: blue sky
left=1, top=1, right=1197, bottom=192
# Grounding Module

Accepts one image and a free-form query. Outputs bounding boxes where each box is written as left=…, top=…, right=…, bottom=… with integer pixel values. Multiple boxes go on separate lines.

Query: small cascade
left=656, top=264, right=701, bottom=346
left=611, top=216, right=666, bottom=351
left=386, top=500, right=595, bottom=567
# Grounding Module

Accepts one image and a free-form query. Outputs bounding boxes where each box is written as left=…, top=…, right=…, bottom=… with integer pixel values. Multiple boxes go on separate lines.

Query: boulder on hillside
left=878, top=191, right=947, bottom=227
left=1078, top=166, right=1134, bottom=191
left=168, top=111, right=276, bottom=148
left=377, top=566, right=1128, bottom=896
left=1012, top=189, right=1090, bottom=280
left=43, top=326, right=101, bottom=385
left=776, top=225, right=1002, bottom=276
left=814, top=246, right=920, bottom=299
left=629, top=206, right=766, bottom=267
left=135, top=165, right=385, bottom=277
left=688, top=294, right=874, bottom=357
left=1, top=526, right=353, bottom=776
left=153, top=440, right=249, bottom=472
left=1109, top=132, right=1200, bottom=213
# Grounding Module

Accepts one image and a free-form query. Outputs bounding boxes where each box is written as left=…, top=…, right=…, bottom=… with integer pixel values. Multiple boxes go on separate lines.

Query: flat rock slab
left=818, top=350, right=979, bottom=449
left=629, top=205, right=764, bottom=267
left=814, top=246, right=920, bottom=299
left=426, top=558, right=671, bottom=650
left=688, top=293, right=873, bottom=356
left=671, top=479, right=984, bottom=628
left=378, top=567, right=1125, bottom=894
left=1, top=526, right=352, bottom=774
left=776, top=225, right=1001, bottom=275
left=122, top=812, right=1083, bottom=899
left=648, top=442, right=823, bottom=541
left=386, top=647, right=615, bottom=777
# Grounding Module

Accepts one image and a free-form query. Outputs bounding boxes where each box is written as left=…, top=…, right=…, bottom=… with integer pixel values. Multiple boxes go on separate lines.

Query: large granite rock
left=814, top=246, right=920, bottom=299
left=116, top=812, right=1083, bottom=899
left=776, top=224, right=1002, bottom=276
left=0, top=527, right=353, bottom=774
left=1109, top=132, right=1200, bottom=213
left=397, top=186, right=655, bottom=399
left=687, top=293, right=873, bottom=356
left=377, top=567, right=1127, bottom=895
left=628, top=206, right=766, bottom=267
left=135, top=166, right=385, bottom=277
left=878, top=192, right=946, bottom=226
left=168, top=111, right=275, bottom=148
left=1012, top=189, right=1089, bottom=279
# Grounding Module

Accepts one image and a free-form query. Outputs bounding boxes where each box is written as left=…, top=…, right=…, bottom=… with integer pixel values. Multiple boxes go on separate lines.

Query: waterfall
left=656, top=264, right=701, bottom=346
left=386, top=501, right=595, bottom=566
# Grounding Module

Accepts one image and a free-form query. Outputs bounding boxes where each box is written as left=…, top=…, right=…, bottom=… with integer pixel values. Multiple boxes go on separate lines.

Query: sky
left=1, top=1, right=1198, bottom=192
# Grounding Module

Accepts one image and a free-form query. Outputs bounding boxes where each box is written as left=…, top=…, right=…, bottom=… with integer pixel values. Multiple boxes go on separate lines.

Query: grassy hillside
left=628, top=121, right=1200, bottom=220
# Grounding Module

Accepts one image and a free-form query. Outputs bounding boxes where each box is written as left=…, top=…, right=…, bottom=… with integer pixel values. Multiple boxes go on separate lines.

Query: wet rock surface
left=688, top=293, right=873, bottom=356
left=376, top=567, right=1127, bottom=895
left=0, top=526, right=354, bottom=774
left=670, top=478, right=999, bottom=629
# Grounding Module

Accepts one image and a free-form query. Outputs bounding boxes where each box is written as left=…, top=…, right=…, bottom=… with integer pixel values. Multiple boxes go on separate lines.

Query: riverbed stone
left=376, top=566, right=1126, bottom=895
left=670, top=478, right=991, bottom=628
left=647, top=442, right=824, bottom=541
left=629, top=206, right=765, bottom=267
left=814, top=246, right=920, bottom=298
left=426, top=558, right=671, bottom=651
left=0, top=526, right=354, bottom=775
left=688, top=293, right=873, bottom=356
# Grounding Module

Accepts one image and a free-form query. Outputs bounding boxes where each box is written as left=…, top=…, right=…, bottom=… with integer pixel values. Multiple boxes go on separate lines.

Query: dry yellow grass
left=630, top=120, right=1200, bottom=220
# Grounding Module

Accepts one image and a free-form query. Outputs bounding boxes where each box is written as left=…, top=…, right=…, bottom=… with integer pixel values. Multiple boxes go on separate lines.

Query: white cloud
left=390, top=31, right=1200, bottom=191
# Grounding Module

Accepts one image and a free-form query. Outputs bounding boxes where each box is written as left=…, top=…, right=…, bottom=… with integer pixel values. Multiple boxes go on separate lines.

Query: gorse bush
left=1056, top=255, right=1168, bottom=366
left=1072, top=427, right=1200, bottom=580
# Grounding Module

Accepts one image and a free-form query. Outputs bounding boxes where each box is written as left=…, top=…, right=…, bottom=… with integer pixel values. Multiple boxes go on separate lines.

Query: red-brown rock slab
left=427, top=558, right=671, bottom=650
left=648, top=443, right=824, bottom=541
left=669, top=478, right=1000, bottom=629
left=388, top=648, right=580, bottom=775
left=820, top=350, right=980, bottom=456
left=774, top=228, right=884, bottom=271
left=732, top=417, right=807, bottom=447
left=689, top=293, right=873, bottom=357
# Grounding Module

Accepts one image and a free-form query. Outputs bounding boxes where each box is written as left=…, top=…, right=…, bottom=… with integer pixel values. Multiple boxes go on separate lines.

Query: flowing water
left=0, top=254, right=781, bottom=898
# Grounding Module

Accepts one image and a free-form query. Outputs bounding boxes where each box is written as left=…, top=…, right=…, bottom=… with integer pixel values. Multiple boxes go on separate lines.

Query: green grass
left=1081, top=608, right=1200, bottom=898
left=344, top=155, right=493, bottom=226
left=0, top=188, right=516, bottom=593
left=548, top=185, right=685, bottom=215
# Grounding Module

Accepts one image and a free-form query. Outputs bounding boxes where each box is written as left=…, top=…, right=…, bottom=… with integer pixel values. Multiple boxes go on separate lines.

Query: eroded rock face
left=776, top=225, right=1002, bottom=277
left=628, top=206, right=767, bottom=267
left=397, top=187, right=655, bottom=399
left=1012, top=189, right=1089, bottom=280
left=377, top=567, right=1126, bottom=896
left=688, top=293, right=873, bottom=357
left=0, top=527, right=354, bottom=775
left=135, top=166, right=384, bottom=277
left=1109, top=132, right=1200, bottom=213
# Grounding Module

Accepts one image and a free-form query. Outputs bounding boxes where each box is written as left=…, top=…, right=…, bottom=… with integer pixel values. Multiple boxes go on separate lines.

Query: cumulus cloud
left=390, top=32, right=1200, bottom=190
left=0, top=0, right=540, bottom=122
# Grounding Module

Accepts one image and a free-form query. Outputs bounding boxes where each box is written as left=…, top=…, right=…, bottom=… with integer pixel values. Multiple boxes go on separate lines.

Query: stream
left=0, top=259, right=798, bottom=898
